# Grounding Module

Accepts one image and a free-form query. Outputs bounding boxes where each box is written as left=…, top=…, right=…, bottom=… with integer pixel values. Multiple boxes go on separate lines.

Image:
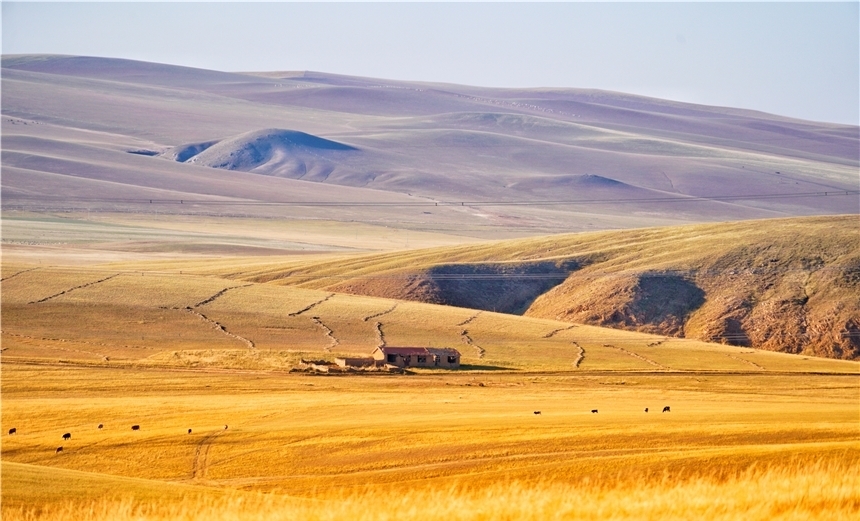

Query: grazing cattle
left=62, top=432, right=71, bottom=440
left=98, top=424, right=103, bottom=429
left=533, top=411, right=541, bottom=415
left=188, top=429, right=192, bottom=434
left=644, top=408, right=649, bottom=413
left=56, top=446, right=63, bottom=453
left=662, top=406, right=671, bottom=413
left=131, top=425, right=140, bottom=430
left=591, top=409, right=598, bottom=414
left=8, top=428, right=16, bottom=435
left=224, top=425, right=228, bottom=430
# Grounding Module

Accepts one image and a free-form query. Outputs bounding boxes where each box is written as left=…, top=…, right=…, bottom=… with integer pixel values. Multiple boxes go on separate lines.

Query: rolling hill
left=2, top=54, right=857, bottom=238
left=209, top=216, right=860, bottom=360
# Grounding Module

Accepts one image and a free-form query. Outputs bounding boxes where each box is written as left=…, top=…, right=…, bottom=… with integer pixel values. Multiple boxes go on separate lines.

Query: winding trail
left=603, top=344, right=668, bottom=370
left=544, top=325, right=577, bottom=338
left=460, top=329, right=486, bottom=359
left=457, top=312, right=482, bottom=327
left=572, top=341, right=585, bottom=368
left=289, top=294, right=335, bottom=317
left=1, top=267, right=38, bottom=282
left=191, top=429, right=225, bottom=481
left=185, top=308, right=255, bottom=349
left=374, top=321, right=386, bottom=348
left=726, top=353, right=767, bottom=370
left=311, top=316, right=339, bottom=352
left=363, top=303, right=397, bottom=322
left=194, top=285, right=253, bottom=308
left=28, top=274, right=119, bottom=304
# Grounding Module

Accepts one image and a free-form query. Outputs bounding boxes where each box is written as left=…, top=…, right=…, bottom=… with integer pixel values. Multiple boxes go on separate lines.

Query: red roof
left=377, top=347, right=459, bottom=356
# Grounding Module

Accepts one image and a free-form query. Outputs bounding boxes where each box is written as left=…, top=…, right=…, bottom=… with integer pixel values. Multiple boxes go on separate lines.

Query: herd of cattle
left=6, top=423, right=229, bottom=454
left=533, top=406, right=670, bottom=415
left=9, top=407, right=672, bottom=453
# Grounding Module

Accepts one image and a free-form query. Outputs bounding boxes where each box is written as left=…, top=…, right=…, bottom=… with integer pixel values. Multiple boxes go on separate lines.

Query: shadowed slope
left=227, top=216, right=860, bottom=359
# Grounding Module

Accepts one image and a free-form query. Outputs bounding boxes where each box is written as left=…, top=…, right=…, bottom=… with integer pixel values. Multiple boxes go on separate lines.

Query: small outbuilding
left=372, top=346, right=461, bottom=369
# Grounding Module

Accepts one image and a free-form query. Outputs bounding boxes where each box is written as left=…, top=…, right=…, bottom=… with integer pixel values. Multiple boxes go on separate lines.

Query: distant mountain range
left=2, top=54, right=857, bottom=236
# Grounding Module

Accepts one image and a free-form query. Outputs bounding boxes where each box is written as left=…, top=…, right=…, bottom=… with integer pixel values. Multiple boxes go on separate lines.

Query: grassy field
left=3, top=264, right=857, bottom=372
left=2, top=217, right=858, bottom=520
left=2, top=363, right=858, bottom=520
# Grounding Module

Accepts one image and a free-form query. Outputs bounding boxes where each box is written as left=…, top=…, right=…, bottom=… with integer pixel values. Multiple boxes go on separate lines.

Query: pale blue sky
left=2, top=2, right=858, bottom=125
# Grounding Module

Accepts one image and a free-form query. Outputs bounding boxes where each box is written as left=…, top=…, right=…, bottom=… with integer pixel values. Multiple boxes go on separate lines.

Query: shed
left=372, top=346, right=461, bottom=369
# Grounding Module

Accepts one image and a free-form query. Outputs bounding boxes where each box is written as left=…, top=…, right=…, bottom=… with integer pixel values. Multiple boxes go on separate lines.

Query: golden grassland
left=2, top=263, right=857, bottom=372
left=172, top=215, right=860, bottom=289
left=2, top=219, right=858, bottom=520
left=2, top=363, right=858, bottom=520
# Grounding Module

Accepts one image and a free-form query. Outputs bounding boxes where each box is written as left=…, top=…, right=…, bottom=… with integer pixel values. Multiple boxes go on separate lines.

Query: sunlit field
left=2, top=363, right=858, bottom=520
left=2, top=228, right=858, bottom=520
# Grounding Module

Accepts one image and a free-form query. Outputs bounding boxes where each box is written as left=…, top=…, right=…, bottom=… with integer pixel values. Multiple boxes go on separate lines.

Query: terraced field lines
left=28, top=274, right=119, bottom=304
left=184, top=308, right=255, bottom=349
left=374, top=321, right=386, bottom=348
left=363, top=303, right=397, bottom=322
left=193, top=284, right=253, bottom=308
left=289, top=294, right=335, bottom=317
left=726, top=353, right=767, bottom=370
left=461, top=330, right=486, bottom=359
left=0, top=267, right=38, bottom=282
left=604, top=344, right=668, bottom=370
left=544, top=325, right=577, bottom=338
left=457, top=312, right=482, bottom=327
left=572, top=341, right=585, bottom=368
left=311, top=317, right=339, bottom=352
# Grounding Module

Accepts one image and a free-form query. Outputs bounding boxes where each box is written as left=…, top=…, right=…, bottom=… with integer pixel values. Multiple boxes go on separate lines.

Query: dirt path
left=289, top=294, right=335, bottom=317
left=374, top=321, right=386, bottom=348
left=544, top=325, right=577, bottom=338
left=603, top=344, right=668, bottom=370
left=363, top=303, right=397, bottom=322
left=185, top=308, right=255, bottom=349
left=460, top=329, right=486, bottom=359
left=191, top=429, right=225, bottom=481
left=457, top=312, right=482, bottom=327
left=28, top=274, right=119, bottom=304
left=193, top=284, right=253, bottom=308
left=311, top=316, right=339, bottom=352
left=572, top=341, right=585, bottom=368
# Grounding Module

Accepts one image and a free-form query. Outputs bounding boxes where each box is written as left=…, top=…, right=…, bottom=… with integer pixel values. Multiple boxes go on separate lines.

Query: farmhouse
left=373, top=346, right=461, bottom=369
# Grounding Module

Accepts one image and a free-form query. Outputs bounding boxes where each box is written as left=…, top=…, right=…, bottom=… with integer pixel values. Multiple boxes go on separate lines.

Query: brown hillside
left=523, top=218, right=860, bottom=360
left=229, top=216, right=859, bottom=360
left=332, top=260, right=579, bottom=314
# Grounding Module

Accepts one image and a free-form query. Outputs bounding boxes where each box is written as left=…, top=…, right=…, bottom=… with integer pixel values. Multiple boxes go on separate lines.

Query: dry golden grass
left=5, top=460, right=859, bottom=521
left=2, top=362, right=858, bottom=520
left=3, top=264, right=857, bottom=372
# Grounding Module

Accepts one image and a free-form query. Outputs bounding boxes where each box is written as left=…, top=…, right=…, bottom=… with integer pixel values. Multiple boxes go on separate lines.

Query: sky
left=2, top=2, right=859, bottom=125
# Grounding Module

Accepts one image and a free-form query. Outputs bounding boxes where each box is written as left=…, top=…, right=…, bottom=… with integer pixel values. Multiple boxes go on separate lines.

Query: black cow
left=8, top=428, right=16, bottom=435
left=662, top=406, right=671, bottom=413
left=56, top=446, right=63, bottom=453
left=224, top=425, right=228, bottom=430
left=591, top=409, right=598, bottom=414
left=533, top=411, right=541, bottom=415
left=644, top=408, right=649, bottom=413
left=131, top=425, right=140, bottom=430
left=62, top=432, right=71, bottom=440
left=188, top=429, right=192, bottom=434
left=98, top=424, right=103, bottom=429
